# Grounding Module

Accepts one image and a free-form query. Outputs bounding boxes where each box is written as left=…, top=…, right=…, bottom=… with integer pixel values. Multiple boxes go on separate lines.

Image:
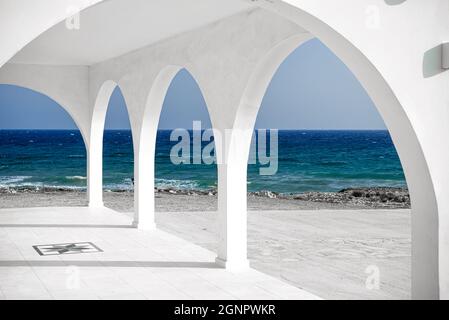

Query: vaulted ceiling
left=9, top=0, right=254, bottom=66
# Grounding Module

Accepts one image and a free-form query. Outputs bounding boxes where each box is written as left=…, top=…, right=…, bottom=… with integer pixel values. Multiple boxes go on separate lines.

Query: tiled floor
left=0, top=207, right=319, bottom=300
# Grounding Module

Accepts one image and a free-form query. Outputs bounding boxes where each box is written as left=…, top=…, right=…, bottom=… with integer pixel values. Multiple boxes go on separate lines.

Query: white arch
left=0, top=83, right=89, bottom=147
left=224, top=18, right=439, bottom=301
left=275, top=2, right=440, bottom=300
left=0, top=84, right=89, bottom=206
left=1, top=0, right=446, bottom=300
left=88, top=80, right=134, bottom=207
left=217, top=34, right=313, bottom=271
left=133, top=65, right=215, bottom=229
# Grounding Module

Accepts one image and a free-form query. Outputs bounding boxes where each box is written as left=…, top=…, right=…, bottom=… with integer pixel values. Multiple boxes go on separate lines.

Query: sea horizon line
left=0, top=128, right=389, bottom=132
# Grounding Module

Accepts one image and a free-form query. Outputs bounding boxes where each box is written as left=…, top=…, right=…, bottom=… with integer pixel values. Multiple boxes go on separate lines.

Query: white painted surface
left=87, top=80, right=117, bottom=208
left=9, top=0, right=254, bottom=66
left=269, top=0, right=449, bottom=300
left=0, top=0, right=448, bottom=299
left=85, top=8, right=305, bottom=236
left=0, top=207, right=319, bottom=300
left=0, top=0, right=102, bottom=68
left=133, top=66, right=184, bottom=230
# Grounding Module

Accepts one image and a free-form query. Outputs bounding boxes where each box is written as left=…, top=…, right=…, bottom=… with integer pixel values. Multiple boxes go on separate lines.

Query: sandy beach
left=0, top=191, right=411, bottom=300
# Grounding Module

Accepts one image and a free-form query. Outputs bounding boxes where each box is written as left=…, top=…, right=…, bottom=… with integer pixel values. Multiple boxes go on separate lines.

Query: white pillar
left=88, top=80, right=117, bottom=208
left=216, top=162, right=250, bottom=270
left=132, top=136, right=156, bottom=230
left=87, top=139, right=103, bottom=208
left=130, top=66, right=183, bottom=229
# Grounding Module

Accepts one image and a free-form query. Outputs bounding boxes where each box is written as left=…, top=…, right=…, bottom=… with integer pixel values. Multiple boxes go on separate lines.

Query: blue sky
left=0, top=39, right=385, bottom=130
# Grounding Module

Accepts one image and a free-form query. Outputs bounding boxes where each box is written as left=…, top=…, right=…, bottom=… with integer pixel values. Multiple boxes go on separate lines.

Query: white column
left=132, top=136, right=156, bottom=230
left=87, top=139, right=103, bottom=208
left=88, top=80, right=117, bottom=208
left=129, top=66, right=182, bottom=230
left=216, top=162, right=250, bottom=270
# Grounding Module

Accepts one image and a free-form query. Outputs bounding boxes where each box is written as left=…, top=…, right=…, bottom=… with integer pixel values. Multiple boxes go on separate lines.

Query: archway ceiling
left=8, top=0, right=254, bottom=66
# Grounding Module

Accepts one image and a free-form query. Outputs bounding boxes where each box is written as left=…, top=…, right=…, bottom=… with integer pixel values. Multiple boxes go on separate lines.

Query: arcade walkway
left=0, top=207, right=319, bottom=300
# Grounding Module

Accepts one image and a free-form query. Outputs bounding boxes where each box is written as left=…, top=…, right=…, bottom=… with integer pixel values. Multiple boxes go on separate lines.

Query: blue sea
left=0, top=130, right=406, bottom=194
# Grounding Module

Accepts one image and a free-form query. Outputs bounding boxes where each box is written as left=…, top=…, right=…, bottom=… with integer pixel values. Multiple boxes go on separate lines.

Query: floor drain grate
left=33, top=242, right=102, bottom=256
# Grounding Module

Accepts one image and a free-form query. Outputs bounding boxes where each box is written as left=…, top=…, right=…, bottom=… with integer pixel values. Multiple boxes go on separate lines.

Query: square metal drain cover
left=33, top=242, right=102, bottom=256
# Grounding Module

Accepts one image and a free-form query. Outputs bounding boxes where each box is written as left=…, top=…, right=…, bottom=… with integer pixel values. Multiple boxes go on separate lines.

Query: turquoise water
left=0, top=130, right=406, bottom=193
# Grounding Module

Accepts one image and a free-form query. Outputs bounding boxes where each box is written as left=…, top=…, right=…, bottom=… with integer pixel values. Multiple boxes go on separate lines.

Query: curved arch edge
left=0, top=82, right=89, bottom=148
left=225, top=4, right=440, bottom=299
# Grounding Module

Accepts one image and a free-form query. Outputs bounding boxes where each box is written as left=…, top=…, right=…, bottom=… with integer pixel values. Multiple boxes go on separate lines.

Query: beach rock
left=251, top=190, right=279, bottom=199
left=294, top=187, right=410, bottom=209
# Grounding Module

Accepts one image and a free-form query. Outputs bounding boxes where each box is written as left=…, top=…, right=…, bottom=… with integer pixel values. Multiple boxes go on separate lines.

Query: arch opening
left=89, top=81, right=135, bottom=209
left=0, top=84, right=88, bottom=206
left=102, top=86, right=134, bottom=211
left=136, top=66, right=218, bottom=242
left=0, top=0, right=443, bottom=301
left=226, top=5, right=439, bottom=299
left=245, top=39, right=410, bottom=300
left=156, top=69, right=216, bottom=196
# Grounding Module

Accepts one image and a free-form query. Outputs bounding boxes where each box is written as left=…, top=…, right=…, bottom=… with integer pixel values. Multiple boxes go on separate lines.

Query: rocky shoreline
left=0, top=185, right=410, bottom=209
left=121, top=186, right=411, bottom=209
left=286, top=187, right=409, bottom=209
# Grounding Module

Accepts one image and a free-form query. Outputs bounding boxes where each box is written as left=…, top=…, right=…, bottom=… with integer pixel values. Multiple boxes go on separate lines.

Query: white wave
left=0, top=176, right=32, bottom=186
left=104, top=178, right=134, bottom=191
left=155, top=178, right=200, bottom=190
left=65, top=176, right=87, bottom=180
left=44, top=185, right=86, bottom=190
left=0, top=183, right=86, bottom=191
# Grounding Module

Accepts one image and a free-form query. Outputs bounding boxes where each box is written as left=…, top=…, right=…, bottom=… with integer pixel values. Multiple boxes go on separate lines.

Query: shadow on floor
left=384, top=0, right=406, bottom=5
left=0, top=224, right=133, bottom=228
left=0, top=260, right=220, bottom=268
